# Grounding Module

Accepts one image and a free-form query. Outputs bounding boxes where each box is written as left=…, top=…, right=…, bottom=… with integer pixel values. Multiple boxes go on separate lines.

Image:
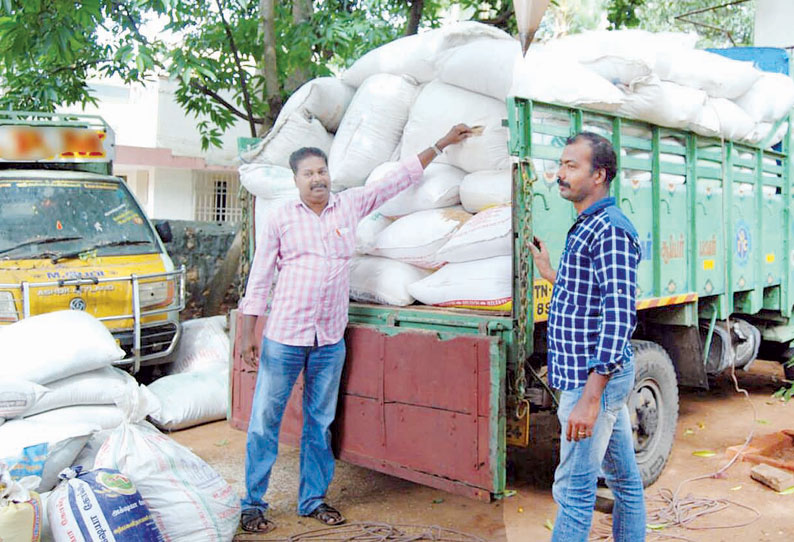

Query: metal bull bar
left=4, top=266, right=186, bottom=374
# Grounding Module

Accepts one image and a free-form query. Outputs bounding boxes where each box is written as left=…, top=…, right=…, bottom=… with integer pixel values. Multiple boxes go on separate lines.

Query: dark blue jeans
left=242, top=337, right=346, bottom=516
left=552, top=366, right=646, bottom=542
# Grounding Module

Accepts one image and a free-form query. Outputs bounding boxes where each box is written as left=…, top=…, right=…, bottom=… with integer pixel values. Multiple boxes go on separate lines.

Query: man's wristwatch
left=431, top=143, right=443, bottom=157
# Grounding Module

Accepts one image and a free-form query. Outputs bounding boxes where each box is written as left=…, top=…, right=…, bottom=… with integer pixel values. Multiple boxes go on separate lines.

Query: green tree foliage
left=606, top=0, right=756, bottom=47
left=0, top=0, right=516, bottom=148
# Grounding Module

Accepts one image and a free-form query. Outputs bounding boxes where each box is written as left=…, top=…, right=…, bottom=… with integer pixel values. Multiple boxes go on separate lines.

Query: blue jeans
left=242, top=337, right=346, bottom=516
left=552, top=366, right=646, bottom=542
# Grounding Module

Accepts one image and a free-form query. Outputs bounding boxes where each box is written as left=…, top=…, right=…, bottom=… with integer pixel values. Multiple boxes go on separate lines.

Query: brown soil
left=172, top=360, right=794, bottom=541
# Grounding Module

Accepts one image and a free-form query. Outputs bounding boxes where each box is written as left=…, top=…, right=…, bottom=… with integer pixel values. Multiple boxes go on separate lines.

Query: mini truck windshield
left=0, top=178, right=160, bottom=259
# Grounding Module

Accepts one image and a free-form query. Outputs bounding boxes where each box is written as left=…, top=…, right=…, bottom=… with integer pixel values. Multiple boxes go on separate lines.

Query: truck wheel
left=629, top=340, right=679, bottom=487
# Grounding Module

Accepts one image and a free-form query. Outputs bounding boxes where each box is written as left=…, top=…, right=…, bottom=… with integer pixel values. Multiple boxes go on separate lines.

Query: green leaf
left=778, top=486, right=794, bottom=495
left=647, top=523, right=667, bottom=531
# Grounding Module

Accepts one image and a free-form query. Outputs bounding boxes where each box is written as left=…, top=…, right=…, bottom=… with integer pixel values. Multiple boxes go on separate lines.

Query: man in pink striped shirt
left=238, top=124, right=473, bottom=533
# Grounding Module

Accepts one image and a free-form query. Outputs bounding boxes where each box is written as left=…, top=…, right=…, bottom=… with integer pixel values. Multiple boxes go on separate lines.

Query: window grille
left=194, top=170, right=241, bottom=224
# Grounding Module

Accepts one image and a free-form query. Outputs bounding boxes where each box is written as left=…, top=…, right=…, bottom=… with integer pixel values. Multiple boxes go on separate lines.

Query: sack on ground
left=147, top=370, right=228, bottom=431
left=47, top=467, right=163, bottom=542
left=376, top=162, right=466, bottom=217
left=654, top=48, right=760, bottom=99
left=165, top=316, right=229, bottom=375
left=437, top=38, right=521, bottom=101
left=24, top=367, right=135, bottom=417
left=437, top=205, right=512, bottom=263
left=459, top=170, right=511, bottom=213
left=329, top=74, right=419, bottom=190
left=239, top=163, right=296, bottom=200
left=0, top=381, right=49, bottom=419
left=371, top=207, right=472, bottom=269
left=0, top=311, right=124, bottom=385
left=243, top=112, right=333, bottom=169
left=0, top=466, right=42, bottom=542
left=617, top=76, right=707, bottom=130
left=342, top=21, right=511, bottom=87
left=277, top=77, right=355, bottom=132
left=735, top=71, right=794, bottom=124
left=356, top=211, right=393, bottom=254
left=349, top=256, right=431, bottom=306
left=408, top=255, right=512, bottom=311
left=400, top=81, right=509, bottom=173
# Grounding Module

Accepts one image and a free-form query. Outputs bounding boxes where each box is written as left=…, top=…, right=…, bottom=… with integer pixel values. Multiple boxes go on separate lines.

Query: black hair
left=288, top=147, right=328, bottom=174
left=565, top=132, right=617, bottom=184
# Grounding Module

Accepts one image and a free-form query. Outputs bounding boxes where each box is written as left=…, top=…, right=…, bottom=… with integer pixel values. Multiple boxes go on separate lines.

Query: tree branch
left=214, top=0, right=257, bottom=137
left=189, top=80, right=264, bottom=124
left=405, top=0, right=423, bottom=36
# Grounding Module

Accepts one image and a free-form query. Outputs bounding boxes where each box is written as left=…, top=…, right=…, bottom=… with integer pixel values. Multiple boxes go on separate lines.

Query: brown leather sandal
left=306, top=503, right=345, bottom=526
left=241, top=508, right=276, bottom=533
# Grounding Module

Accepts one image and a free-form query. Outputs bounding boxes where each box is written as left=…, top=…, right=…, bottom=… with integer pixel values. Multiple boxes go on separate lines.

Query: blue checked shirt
left=547, top=197, right=641, bottom=391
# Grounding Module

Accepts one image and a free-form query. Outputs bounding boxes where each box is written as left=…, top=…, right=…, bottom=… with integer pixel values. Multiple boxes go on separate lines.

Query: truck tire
left=630, top=340, right=679, bottom=487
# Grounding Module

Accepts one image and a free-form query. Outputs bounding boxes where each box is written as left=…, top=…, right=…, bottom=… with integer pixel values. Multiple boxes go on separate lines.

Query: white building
left=61, top=77, right=250, bottom=224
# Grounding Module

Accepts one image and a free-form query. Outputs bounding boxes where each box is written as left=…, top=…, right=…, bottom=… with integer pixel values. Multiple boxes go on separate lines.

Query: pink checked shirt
left=239, top=156, right=424, bottom=346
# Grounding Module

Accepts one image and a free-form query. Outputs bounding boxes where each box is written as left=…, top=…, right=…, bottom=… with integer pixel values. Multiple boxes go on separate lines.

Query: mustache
left=557, top=178, right=570, bottom=188
left=310, top=182, right=328, bottom=189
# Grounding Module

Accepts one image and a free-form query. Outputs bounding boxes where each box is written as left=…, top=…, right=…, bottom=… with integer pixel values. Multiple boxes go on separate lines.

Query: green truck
left=231, top=49, right=793, bottom=501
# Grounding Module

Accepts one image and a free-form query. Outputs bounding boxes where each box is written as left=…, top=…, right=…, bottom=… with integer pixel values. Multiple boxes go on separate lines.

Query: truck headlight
left=139, top=280, right=174, bottom=309
left=0, top=291, right=19, bottom=322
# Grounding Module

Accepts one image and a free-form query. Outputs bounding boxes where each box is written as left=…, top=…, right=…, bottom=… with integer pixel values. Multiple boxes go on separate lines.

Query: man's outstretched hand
left=437, top=124, right=473, bottom=149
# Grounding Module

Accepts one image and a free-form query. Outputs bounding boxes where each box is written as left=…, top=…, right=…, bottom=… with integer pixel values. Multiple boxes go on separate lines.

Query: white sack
left=342, top=21, right=512, bottom=88
left=0, top=311, right=125, bottom=385
left=329, top=74, right=419, bottom=190
left=437, top=38, right=522, bottom=101
left=401, top=81, right=509, bottom=173
left=689, top=98, right=755, bottom=141
left=375, top=162, right=466, bottom=217
left=437, top=205, right=512, bottom=263
left=510, top=50, right=624, bottom=112
left=349, top=256, right=430, bottom=306
left=94, top=419, right=239, bottom=542
left=244, top=113, right=333, bottom=169
left=735, top=71, right=794, bottom=123
left=239, top=163, right=296, bottom=200
left=356, top=211, right=392, bottom=254
left=655, top=48, right=760, bottom=99
left=26, top=406, right=124, bottom=431
left=459, top=170, right=511, bottom=213
left=166, top=316, right=229, bottom=375
left=408, top=255, right=512, bottom=311
left=277, top=77, right=355, bottom=132
left=371, top=207, right=472, bottom=269
left=24, top=367, right=134, bottom=417
left=743, top=121, right=789, bottom=148
left=0, top=381, right=49, bottom=419
left=147, top=370, right=228, bottom=431
left=617, top=76, right=707, bottom=129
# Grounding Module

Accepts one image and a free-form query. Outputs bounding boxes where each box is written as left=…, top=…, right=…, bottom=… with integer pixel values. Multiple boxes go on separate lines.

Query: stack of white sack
left=146, top=316, right=231, bottom=431
left=242, top=22, right=794, bottom=312
left=94, top=382, right=240, bottom=542
left=0, top=311, right=134, bottom=492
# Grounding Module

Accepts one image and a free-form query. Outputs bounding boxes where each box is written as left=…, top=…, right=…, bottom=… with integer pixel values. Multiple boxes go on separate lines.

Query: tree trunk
left=405, top=0, right=423, bottom=35
left=259, top=0, right=282, bottom=134
left=285, top=0, right=314, bottom=93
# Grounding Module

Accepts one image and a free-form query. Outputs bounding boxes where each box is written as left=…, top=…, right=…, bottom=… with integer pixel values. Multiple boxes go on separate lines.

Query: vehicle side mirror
left=155, top=221, right=173, bottom=243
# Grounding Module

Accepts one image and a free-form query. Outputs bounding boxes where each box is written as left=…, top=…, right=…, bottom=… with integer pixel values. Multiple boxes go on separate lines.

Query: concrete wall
left=150, top=167, right=195, bottom=220
left=755, top=0, right=794, bottom=48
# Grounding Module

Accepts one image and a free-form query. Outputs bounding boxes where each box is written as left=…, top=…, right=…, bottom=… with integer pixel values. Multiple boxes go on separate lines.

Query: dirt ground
left=172, top=360, right=794, bottom=541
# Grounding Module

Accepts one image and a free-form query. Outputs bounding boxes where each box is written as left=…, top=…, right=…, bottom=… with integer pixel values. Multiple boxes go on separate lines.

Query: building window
left=194, top=171, right=241, bottom=224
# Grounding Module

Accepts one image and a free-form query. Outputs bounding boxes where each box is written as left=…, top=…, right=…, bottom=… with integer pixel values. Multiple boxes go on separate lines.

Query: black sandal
left=241, top=508, right=276, bottom=533
left=306, top=503, right=345, bottom=526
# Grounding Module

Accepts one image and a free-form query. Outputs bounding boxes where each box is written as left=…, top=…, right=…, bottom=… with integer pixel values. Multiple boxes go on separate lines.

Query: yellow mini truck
left=0, top=111, right=185, bottom=373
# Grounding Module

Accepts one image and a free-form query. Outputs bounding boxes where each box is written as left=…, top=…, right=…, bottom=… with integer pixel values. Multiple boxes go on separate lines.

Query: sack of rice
left=277, top=77, right=355, bottom=132
left=655, top=48, right=760, bottom=99
left=459, top=170, right=511, bottom=213
left=349, top=256, right=430, bottom=306
left=735, top=71, right=794, bottom=124
left=371, top=207, right=472, bottom=269
left=437, top=205, right=511, bottom=263
left=617, top=76, right=707, bottom=130
left=375, top=162, right=466, bottom=217
left=408, top=255, right=512, bottom=311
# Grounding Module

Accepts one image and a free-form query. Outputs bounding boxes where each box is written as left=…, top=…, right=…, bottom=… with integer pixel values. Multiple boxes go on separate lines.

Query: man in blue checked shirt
left=530, top=132, right=645, bottom=542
